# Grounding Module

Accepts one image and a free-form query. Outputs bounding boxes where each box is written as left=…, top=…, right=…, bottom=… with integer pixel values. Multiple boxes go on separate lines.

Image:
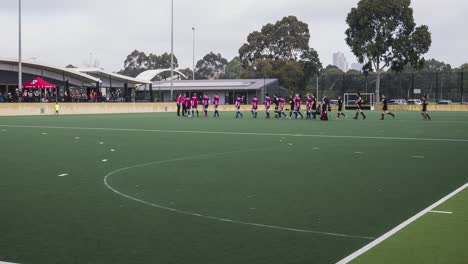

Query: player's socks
left=298, top=112, right=304, bottom=119
left=354, top=113, right=359, bottom=119
left=266, top=112, right=270, bottom=119
left=282, top=112, right=287, bottom=118
left=196, top=111, right=199, bottom=117
left=361, top=112, right=366, bottom=119
left=426, top=114, right=431, bottom=120
left=251, top=110, right=255, bottom=116
left=381, top=114, right=385, bottom=120
left=290, top=112, right=293, bottom=118
left=342, top=113, right=346, bottom=118
left=389, top=112, right=395, bottom=118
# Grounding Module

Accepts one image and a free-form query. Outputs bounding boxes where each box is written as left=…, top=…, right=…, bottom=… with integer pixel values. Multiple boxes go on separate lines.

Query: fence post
left=461, top=71, right=464, bottom=104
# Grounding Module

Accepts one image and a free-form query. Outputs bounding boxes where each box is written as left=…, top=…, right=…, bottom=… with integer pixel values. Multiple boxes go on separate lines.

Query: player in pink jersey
left=278, top=96, right=287, bottom=118
left=181, top=94, right=187, bottom=116
left=213, top=93, right=220, bottom=118
left=203, top=94, right=210, bottom=118
left=306, top=94, right=313, bottom=120
left=251, top=96, right=259, bottom=118
left=294, top=94, right=304, bottom=119
left=264, top=94, right=272, bottom=119
left=176, top=94, right=182, bottom=117
left=184, top=94, right=192, bottom=117
left=235, top=95, right=244, bottom=118
left=191, top=94, right=199, bottom=117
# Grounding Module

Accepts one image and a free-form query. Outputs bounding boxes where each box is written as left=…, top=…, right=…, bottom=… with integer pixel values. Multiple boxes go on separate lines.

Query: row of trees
left=118, top=16, right=322, bottom=95
left=116, top=0, right=468, bottom=100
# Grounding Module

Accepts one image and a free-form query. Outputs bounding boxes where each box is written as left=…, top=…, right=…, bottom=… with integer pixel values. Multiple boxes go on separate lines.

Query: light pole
left=18, top=0, right=22, bottom=94
left=170, top=0, right=174, bottom=101
left=192, top=27, right=195, bottom=80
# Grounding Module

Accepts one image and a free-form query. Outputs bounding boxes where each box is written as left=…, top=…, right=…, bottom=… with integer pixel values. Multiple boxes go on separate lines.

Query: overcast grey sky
left=1, top=0, right=467, bottom=72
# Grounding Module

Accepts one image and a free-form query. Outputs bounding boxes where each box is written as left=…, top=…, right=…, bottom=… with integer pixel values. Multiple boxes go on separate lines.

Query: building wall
left=1, top=103, right=468, bottom=116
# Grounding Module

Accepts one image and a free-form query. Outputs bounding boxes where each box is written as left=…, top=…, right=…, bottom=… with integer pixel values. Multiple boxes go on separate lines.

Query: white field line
left=1, top=125, right=468, bottom=143
left=429, top=210, right=453, bottom=215
left=0, top=261, right=18, bottom=264
left=336, top=183, right=468, bottom=264
left=103, top=148, right=374, bottom=241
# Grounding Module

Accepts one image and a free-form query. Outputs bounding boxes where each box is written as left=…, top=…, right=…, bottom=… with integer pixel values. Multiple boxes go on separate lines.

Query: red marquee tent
left=23, top=77, right=57, bottom=89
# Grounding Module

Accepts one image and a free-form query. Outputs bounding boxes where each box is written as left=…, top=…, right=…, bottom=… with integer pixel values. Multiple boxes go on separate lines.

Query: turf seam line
left=336, top=182, right=468, bottom=264
left=429, top=210, right=453, bottom=215
left=103, top=149, right=374, bottom=241
left=2, top=125, right=468, bottom=143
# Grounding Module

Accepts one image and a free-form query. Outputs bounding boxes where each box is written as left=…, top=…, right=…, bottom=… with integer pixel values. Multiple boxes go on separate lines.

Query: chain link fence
left=304, top=71, right=467, bottom=103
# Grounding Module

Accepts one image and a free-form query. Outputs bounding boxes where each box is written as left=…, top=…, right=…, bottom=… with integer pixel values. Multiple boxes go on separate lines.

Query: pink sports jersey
left=181, top=96, right=186, bottom=104
left=236, top=97, right=242, bottom=107
left=213, top=96, right=220, bottom=106
left=295, top=97, right=301, bottom=107
left=185, top=97, right=191, bottom=107
left=203, top=96, right=209, bottom=105
left=191, top=96, right=198, bottom=107
left=252, top=98, right=259, bottom=108
left=280, top=98, right=285, bottom=107
left=176, top=96, right=182, bottom=104
left=306, top=97, right=312, bottom=107
left=265, top=96, right=271, bottom=106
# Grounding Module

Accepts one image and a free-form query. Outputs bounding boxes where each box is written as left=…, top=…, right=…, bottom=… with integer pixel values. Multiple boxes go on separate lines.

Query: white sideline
left=1, top=124, right=468, bottom=143
left=336, top=183, right=468, bottom=264
left=0, top=261, right=18, bottom=264
left=103, top=149, right=374, bottom=241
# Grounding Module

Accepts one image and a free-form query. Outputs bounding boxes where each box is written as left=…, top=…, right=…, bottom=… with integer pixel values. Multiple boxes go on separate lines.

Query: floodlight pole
left=316, top=76, right=319, bottom=99
left=170, top=0, right=174, bottom=101
left=18, top=0, right=22, bottom=94
left=192, top=27, right=195, bottom=80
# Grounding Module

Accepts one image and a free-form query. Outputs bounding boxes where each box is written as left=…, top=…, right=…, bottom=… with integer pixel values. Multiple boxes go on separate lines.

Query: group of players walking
left=176, top=93, right=432, bottom=121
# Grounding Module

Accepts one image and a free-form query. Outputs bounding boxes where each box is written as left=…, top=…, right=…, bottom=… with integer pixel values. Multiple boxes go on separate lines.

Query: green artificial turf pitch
left=0, top=110, right=467, bottom=264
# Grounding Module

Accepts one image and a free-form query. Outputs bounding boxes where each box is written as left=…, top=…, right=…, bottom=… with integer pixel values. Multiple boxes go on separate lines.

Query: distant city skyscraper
left=333, top=52, right=348, bottom=72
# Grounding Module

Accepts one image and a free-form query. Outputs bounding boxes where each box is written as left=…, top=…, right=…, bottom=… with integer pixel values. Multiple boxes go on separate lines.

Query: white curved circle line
left=103, top=149, right=374, bottom=241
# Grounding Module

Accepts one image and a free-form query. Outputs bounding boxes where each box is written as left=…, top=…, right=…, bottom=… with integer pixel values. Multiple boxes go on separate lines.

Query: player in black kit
left=273, top=95, right=280, bottom=118
left=288, top=95, right=295, bottom=118
left=380, top=95, right=395, bottom=120
left=421, top=96, right=432, bottom=121
left=337, top=96, right=346, bottom=119
left=354, top=93, right=367, bottom=120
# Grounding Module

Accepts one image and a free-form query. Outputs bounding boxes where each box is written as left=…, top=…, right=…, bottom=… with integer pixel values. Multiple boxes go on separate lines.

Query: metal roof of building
left=143, top=79, right=278, bottom=91
left=0, top=58, right=100, bottom=83
left=75, top=68, right=151, bottom=85
left=136, top=69, right=188, bottom=82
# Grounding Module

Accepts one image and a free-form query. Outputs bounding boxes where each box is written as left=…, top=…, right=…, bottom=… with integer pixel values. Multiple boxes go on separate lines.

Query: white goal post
left=344, top=93, right=376, bottom=111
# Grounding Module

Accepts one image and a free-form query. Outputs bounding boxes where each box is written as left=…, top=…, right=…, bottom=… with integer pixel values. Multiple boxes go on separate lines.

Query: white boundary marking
left=58, top=174, right=68, bottom=177
left=103, top=149, right=374, bottom=241
left=0, top=261, right=18, bottom=264
left=429, top=210, right=453, bottom=215
left=1, top=124, right=468, bottom=143
left=336, top=183, right=468, bottom=264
